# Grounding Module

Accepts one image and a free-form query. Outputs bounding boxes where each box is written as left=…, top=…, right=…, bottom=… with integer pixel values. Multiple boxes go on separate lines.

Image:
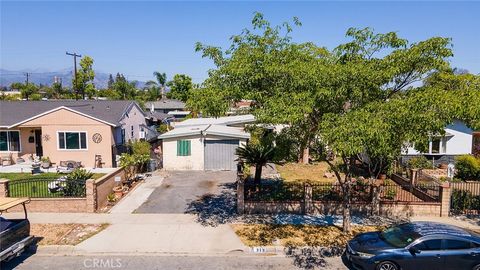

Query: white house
left=402, top=120, right=479, bottom=164
left=159, top=125, right=250, bottom=170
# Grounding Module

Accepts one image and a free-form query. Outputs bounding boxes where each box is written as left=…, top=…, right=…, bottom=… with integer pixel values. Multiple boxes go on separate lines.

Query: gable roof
left=174, top=114, right=255, bottom=127
left=158, top=124, right=250, bottom=140
left=0, top=100, right=139, bottom=128
left=145, top=99, right=185, bottom=110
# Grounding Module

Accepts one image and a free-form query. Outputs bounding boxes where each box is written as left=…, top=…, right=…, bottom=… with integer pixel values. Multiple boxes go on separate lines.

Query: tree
left=144, top=71, right=167, bottom=101
left=112, top=73, right=138, bottom=100
left=236, top=142, right=275, bottom=185
left=166, top=74, right=193, bottom=102
left=186, top=87, right=230, bottom=117
left=108, top=74, right=115, bottom=89
left=74, top=56, right=95, bottom=99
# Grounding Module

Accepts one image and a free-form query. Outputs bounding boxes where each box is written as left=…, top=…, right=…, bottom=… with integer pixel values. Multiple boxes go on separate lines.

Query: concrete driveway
left=135, top=171, right=237, bottom=214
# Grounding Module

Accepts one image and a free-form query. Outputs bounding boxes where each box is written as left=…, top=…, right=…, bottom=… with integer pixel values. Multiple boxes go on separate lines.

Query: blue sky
left=1, top=1, right=479, bottom=83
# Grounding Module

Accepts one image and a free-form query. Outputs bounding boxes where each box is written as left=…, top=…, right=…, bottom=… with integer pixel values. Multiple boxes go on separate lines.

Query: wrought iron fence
left=244, top=182, right=305, bottom=201
left=8, top=178, right=87, bottom=198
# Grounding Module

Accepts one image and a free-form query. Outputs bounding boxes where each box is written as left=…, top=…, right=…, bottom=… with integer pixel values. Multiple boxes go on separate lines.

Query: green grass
left=0, top=173, right=105, bottom=198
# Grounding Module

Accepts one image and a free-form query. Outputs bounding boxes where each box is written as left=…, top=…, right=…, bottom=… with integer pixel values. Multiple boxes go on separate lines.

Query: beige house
left=0, top=100, right=152, bottom=168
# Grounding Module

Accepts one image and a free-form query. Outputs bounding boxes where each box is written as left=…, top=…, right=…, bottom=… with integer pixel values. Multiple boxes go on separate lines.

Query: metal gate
left=204, top=140, right=239, bottom=170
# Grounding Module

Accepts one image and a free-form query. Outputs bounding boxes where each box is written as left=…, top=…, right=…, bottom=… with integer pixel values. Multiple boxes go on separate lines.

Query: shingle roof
left=174, top=114, right=255, bottom=127
left=145, top=99, right=185, bottom=110
left=158, top=124, right=250, bottom=140
left=0, top=100, right=138, bottom=127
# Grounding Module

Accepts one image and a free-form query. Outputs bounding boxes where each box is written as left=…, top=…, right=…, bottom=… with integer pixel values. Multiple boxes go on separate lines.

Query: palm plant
left=236, top=142, right=275, bottom=185
left=145, top=71, right=167, bottom=100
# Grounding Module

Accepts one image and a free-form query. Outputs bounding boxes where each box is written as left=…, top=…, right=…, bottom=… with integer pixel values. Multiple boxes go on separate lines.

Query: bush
left=407, top=156, right=432, bottom=170
left=455, top=155, right=480, bottom=181
left=450, top=189, right=480, bottom=214
left=64, top=169, right=94, bottom=197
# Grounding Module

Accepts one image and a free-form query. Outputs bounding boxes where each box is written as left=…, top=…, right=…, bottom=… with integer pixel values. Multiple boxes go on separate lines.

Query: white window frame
left=57, top=131, right=88, bottom=151
left=429, top=136, right=447, bottom=154
left=0, top=130, right=22, bottom=152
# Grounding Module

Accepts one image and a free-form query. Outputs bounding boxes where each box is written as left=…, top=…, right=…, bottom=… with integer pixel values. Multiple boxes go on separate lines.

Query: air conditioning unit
left=139, top=131, right=146, bottom=139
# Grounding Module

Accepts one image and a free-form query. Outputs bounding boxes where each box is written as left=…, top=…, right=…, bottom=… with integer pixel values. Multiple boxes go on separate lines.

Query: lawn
left=0, top=172, right=105, bottom=198
left=276, top=162, right=338, bottom=183
left=232, top=224, right=384, bottom=247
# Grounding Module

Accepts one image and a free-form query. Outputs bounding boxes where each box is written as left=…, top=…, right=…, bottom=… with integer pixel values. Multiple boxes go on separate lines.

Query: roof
left=0, top=197, right=30, bottom=212
left=404, top=222, right=471, bottom=237
left=146, top=99, right=185, bottom=110
left=175, top=114, right=255, bottom=127
left=145, top=111, right=173, bottom=121
left=0, top=100, right=139, bottom=128
left=158, top=124, right=250, bottom=140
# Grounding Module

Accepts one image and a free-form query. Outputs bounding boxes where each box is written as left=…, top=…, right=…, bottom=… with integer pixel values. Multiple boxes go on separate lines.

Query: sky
left=1, top=1, right=479, bottom=83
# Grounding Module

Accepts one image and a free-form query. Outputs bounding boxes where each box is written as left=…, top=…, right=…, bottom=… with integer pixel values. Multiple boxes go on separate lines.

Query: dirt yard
left=276, top=162, right=338, bottom=183
left=231, top=224, right=384, bottom=247
left=31, top=223, right=109, bottom=245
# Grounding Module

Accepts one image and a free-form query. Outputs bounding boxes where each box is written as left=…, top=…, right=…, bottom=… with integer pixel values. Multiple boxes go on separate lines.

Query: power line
left=66, top=51, right=82, bottom=100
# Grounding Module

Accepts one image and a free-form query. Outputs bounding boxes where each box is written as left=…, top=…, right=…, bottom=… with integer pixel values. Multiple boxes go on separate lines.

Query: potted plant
left=40, top=156, right=51, bottom=169
left=106, top=193, right=116, bottom=205
left=112, top=185, right=124, bottom=200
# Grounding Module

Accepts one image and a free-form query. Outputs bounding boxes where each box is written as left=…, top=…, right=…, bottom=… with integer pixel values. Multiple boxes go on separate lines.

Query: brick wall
left=0, top=168, right=125, bottom=213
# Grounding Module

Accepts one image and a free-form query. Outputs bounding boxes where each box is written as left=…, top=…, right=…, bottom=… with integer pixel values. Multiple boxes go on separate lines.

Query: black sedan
left=345, top=221, right=480, bottom=270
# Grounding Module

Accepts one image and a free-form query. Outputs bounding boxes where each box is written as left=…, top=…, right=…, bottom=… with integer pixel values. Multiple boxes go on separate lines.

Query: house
left=402, top=120, right=479, bottom=165
left=158, top=115, right=254, bottom=171
left=0, top=100, right=152, bottom=168
left=145, top=99, right=189, bottom=121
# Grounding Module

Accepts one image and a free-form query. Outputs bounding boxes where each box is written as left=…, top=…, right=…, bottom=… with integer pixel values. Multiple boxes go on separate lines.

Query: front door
left=34, top=129, right=43, bottom=157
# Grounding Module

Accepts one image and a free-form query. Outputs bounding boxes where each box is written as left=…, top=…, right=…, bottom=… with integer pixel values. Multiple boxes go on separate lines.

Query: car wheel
left=376, top=261, right=399, bottom=270
left=473, top=264, right=480, bottom=270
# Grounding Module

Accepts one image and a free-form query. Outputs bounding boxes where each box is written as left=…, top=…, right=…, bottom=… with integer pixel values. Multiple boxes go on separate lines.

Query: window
left=58, top=132, right=87, bottom=150
left=131, top=126, right=134, bottom=137
left=177, top=140, right=191, bottom=156
left=0, top=131, right=20, bottom=152
left=430, top=137, right=446, bottom=154
left=445, top=239, right=474, bottom=250
left=414, top=239, right=442, bottom=251
left=121, top=129, right=125, bottom=144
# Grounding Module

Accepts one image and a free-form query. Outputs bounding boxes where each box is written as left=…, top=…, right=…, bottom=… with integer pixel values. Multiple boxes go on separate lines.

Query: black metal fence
left=244, top=181, right=440, bottom=203
left=8, top=178, right=87, bottom=198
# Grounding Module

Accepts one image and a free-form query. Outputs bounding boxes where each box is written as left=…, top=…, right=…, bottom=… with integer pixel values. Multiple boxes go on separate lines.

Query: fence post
left=0, top=178, right=9, bottom=197
left=304, top=183, right=313, bottom=215
left=85, top=179, right=97, bottom=213
left=237, top=173, right=245, bottom=215
left=370, top=184, right=380, bottom=215
left=439, top=182, right=451, bottom=217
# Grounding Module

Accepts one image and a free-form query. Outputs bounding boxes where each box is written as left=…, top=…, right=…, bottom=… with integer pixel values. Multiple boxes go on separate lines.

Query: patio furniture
left=0, top=154, right=13, bottom=166
left=47, top=176, right=67, bottom=193
left=56, top=160, right=82, bottom=173
left=31, top=162, right=42, bottom=174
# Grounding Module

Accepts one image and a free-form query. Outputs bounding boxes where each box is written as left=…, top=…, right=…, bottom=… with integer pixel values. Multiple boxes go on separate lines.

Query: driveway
left=135, top=170, right=237, bottom=215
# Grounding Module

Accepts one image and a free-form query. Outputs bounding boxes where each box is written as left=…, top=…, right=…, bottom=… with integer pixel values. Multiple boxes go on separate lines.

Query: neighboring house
left=402, top=120, right=478, bottom=165
left=0, top=100, right=150, bottom=168
left=227, top=99, right=253, bottom=115
left=145, top=99, right=189, bottom=121
left=159, top=115, right=254, bottom=171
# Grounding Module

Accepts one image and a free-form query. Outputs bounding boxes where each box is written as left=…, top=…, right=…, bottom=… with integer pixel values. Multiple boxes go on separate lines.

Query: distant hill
left=0, top=69, right=146, bottom=89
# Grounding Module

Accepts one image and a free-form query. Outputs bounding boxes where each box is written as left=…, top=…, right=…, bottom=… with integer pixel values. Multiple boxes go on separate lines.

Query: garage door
left=204, top=140, right=239, bottom=170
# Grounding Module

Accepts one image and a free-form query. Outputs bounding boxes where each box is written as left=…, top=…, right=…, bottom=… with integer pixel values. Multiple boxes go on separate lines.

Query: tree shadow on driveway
left=185, top=182, right=239, bottom=227
left=285, top=246, right=354, bottom=270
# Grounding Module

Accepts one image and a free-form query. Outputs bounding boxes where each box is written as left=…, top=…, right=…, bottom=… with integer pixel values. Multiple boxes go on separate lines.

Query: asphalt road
left=2, top=254, right=350, bottom=270
left=135, top=171, right=236, bottom=213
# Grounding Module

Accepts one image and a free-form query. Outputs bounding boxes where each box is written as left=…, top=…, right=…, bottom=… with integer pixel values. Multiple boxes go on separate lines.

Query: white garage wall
left=162, top=135, right=247, bottom=170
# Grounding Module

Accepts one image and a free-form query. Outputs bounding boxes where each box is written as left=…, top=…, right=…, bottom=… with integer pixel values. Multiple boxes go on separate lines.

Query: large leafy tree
left=73, top=56, right=96, bottom=99
left=166, top=74, right=193, bottom=102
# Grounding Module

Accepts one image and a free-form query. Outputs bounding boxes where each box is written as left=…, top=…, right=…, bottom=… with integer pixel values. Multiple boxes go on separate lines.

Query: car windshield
left=380, top=224, right=422, bottom=248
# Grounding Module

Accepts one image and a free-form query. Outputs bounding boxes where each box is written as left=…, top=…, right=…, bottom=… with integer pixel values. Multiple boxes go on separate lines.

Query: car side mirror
left=409, top=247, right=421, bottom=254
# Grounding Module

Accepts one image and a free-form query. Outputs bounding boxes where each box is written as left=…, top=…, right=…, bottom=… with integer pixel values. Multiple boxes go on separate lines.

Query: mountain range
left=0, top=68, right=147, bottom=89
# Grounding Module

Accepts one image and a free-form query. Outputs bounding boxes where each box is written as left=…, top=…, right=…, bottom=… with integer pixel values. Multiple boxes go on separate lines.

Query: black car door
left=401, top=239, right=445, bottom=270
left=443, top=239, right=480, bottom=270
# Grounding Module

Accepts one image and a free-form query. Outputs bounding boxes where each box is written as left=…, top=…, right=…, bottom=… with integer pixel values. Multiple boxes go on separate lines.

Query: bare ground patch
left=31, top=223, right=109, bottom=245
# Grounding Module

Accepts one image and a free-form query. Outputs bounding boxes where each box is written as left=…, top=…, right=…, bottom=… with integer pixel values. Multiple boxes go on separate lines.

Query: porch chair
left=0, top=153, right=13, bottom=166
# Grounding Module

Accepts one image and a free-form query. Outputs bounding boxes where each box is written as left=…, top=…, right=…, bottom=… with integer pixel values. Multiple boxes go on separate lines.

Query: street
left=2, top=254, right=350, bottom=270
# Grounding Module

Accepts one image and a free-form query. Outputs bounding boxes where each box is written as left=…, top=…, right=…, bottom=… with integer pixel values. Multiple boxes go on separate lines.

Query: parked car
left=0, top=198, right=35, bottom=262
left=345, top=221, right=480, bottom=270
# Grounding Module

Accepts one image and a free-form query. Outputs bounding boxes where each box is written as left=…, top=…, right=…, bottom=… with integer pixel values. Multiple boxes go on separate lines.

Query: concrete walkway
left=109, top=172, right=165, bottom=214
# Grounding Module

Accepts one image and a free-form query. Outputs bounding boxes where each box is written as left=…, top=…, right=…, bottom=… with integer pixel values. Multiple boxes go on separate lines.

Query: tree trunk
left=343, top=182, right=352, bottom=233
left=298, top=146, right=309, bottom=164
left=254, top=165, right=262, bottom=185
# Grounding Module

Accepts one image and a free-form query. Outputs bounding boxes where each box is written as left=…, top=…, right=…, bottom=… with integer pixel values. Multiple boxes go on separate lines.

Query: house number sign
left=92, top=133, right=102, bottom=143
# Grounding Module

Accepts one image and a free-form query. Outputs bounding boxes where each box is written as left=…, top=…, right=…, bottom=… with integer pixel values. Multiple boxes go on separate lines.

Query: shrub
left=407, top=156, right=432, bottom=170
left=455, top=155, right=480, bottom=181
left=450, top=189, right=480, bottom=214
left=64, top=169, right=93, bottom=197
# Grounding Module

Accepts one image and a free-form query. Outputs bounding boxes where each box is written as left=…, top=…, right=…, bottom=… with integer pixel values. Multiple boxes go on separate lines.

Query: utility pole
left=66, top=51, right=82, bottom=100
left=24, top=72, right=30, bottom=85
left=24, top=72, right=30, bottom=100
